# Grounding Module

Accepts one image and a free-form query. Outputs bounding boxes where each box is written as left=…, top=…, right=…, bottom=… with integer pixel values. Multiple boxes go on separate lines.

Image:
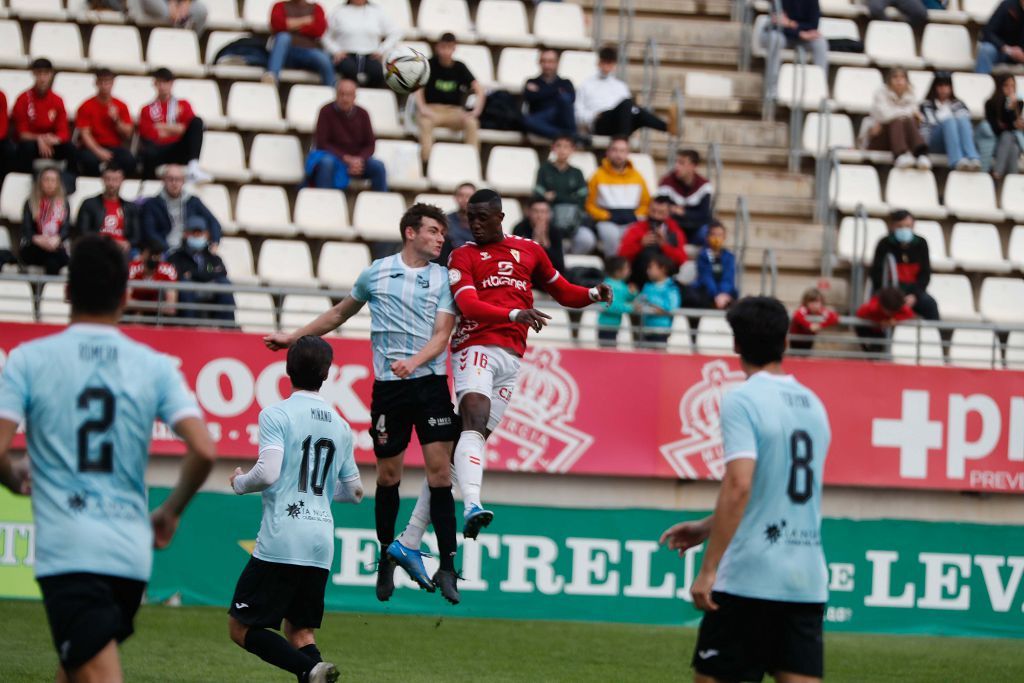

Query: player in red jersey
left=444, top=189, right=612, bottom=538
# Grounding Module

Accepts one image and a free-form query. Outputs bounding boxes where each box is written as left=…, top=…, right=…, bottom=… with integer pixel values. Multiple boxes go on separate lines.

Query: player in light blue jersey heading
left=264, top=203, right=463, bottom=605
left=660, top=296, right=831, bottom=683
left=228, top=336, right=362, bottom=683
left=0, top=235, right=217, bottom=683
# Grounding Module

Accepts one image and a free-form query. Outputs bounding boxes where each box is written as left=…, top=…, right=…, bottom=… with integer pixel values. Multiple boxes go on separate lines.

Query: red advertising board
left=1, top=323, right=1022, bottom=493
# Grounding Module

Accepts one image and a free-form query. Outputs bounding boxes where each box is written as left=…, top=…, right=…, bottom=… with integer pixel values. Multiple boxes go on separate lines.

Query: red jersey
left=856, top=297, right=914, bottom=325
left=100, top=198, right=126, bottom=243
left=12, top=87, right=69, bottom=142
left=448, top=235, right=591, bottom=356
left=0, top=91, right=8, bottom=140
left=76, top=96, right=131, bottom=148
left=139, top=97, right=194, bottom=144
left=128, top=259, right=177, bottom=303
left=789, top=305, right=839, bottom=337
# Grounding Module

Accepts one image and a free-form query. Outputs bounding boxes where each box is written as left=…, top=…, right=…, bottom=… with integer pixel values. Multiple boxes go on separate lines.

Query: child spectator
left=855, top=286, right=915, bottom=355
left=638, top=254, right=680, bottom=349
left=596, top=256, right=637, bottom=347
left=919, top=74, right=981, bottom=171
left=20, top=167, right=71, bottom=275
left=789, top=288, right=839, bottom=351
left=128, top=242, right=178, bottom=319
left=867, top=68, right=930, bottom=170
left=685, top=220, right=738, bottom=310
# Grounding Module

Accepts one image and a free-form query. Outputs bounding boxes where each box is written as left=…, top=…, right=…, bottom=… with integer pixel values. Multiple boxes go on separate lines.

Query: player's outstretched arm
left=544, top=274, right=614, bottom=310
left=333, top=474, right=364, bottom=504
left=263, top=296, right=366, bottom=351
left=229, top=446, right=284, bottom=495
left=659, top=516, right=713, bottom=557
left=0, top=419, right=30, bottom=495
left=392, top=311, right=457, bottom=379
left=151, top=416, right=217, bottom=549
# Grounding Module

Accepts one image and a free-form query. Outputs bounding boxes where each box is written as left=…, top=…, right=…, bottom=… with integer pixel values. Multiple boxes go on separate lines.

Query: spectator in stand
left=266, top=0, right=334, bottom=86
left=684, top=219, right=737, bottom=311
left=984, top=74, right=1024, bottom=180
left=534, top=136, right=591, bottom=254
left=306, top=79, right=387, bottom=191
left=637, top=254, right=680, bottom=349
left=513, top=198, right=565, bottom=274
left=870, top=209, right=941, bottom=322
left=0, top=88, right=12, bottom=183
left=596, top=256, right=637, bottom=347
left=139, top=68, right=210, bottom=182
left=919, top=73, right=981, bottom=171
left=759, top=0, right=829, bottom=103
left=12, top=59, right=74, bottom=178
left=322, top=0, right=401, bottom=87
left=975, top=0, right=1024, bottom=74
left=855, top=286, right=915, bottom=355
left=656, top=148, right=714, bottom=246
left=128, top=0, right=208, bottom=33
left=167, top=216, right=235, bottom=323
left=141, top=164, right=222, bottom=253
left=436, top=182, right=475, bottom=265
left=868, top=68, right=931, bottom=170
left=19, top=167, right=71, bottom=275
left=618, top=196, right=687, bottom=288
left=576, top=46, right=672, bottom=137
left=585, top=137, right=650, bottom=258
left=76, top=69, right=136, bottom=177
left=128, top=241, right=178, bottom=318
left=867, top=0, right=927, bottom=26
left=77, top=162, right=139, bottom=254
left=789, top=287, right=839, bottom=352
left=523, top=49, right=578, bottom=142
left=416, top=33, right=485, bottom=162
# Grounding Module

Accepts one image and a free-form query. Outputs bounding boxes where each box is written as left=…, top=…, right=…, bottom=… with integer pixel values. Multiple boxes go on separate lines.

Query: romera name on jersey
left=479, top=274, right=530, bottom=291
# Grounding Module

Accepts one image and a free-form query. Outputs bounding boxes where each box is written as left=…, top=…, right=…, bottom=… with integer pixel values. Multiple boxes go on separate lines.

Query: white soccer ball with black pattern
left=384, top=46, right=431, bottom=95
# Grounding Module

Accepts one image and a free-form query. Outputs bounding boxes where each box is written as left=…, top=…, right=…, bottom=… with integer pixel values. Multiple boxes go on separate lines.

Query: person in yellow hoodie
left=585, top=136, right=650, bottom=258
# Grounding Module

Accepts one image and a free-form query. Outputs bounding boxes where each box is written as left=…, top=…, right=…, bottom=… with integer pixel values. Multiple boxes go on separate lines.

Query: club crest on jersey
left=658, top=360, right=746, bottom=480
left=510, top=249, right=521, bottom=263
left=448, top=269, right=462, bottom=286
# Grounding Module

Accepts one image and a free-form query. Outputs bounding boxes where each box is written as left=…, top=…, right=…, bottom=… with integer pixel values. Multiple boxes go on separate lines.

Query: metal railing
left=639, top=37, right=659, bottom=156
left=707, top=141, right=723, bottom=215
left=760, top=248, right=778, bottom=297
left=847, top=203, right=870, bottom=312
left=592, top=0, right=635, bottom=77
left=737, top=0, right=754, bottom=72
left=819, top=150, right=841, bottom=279
left=734, top=195, right=751, bottom=290
left=665, top=86, right=686, bottom=162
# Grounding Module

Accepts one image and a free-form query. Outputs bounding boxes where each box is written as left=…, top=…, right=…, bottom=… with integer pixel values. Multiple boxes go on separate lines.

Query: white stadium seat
left=568, top=151, right=598, bottom=179
left=1008, top=225, right=1024, bottom=270
left=453, top=44, right=495, bottom=87
left=376, top=0, right=417, bottom=38
left=53, top=72, right=95, bottom=120
left=496, top=48, right=540, bottom=92
left=352, top=191, right=407, bottom=241
left=565, top=254, right=605, bottom=271
left=921, top=24, right=974, bottom=70
left=234, top=292, right=277, bottom=333
left=374, top=140, right=429, bottom=191
left=949, top=329, right=998, bottom=368
left=206, top=30, right=263, bottom=80
left=69, top=177, right=103, bottom=222
left=417, top=0, right=474, bottom=41
left=697, top=316, right=735, bottom=355
left=629, top=153, right=659, bottom=195
left=1, top=173, right=32, bottom=222
left=199, top=131, right=252, bottom=183
left=0, top=70, right=33, bottom=102
left=249, top=134, right=305, bottom=184
left=243, top=0, right=276, bottom=31
left=427, top=143, right=483, bottom=192
left=226, top=82, right=287, bottom=132
left=501, top=197, right=522, bottom=230
left=39, top=282, right=69, bottom=325
left=962, top=0, right=1000, bottom=22
left=280, top=295, right=332, bottom=330
left=413, top=193, right=457, bottom=213
left=949, top=223, right=1011, bottom=273
left=884, top=169, right=947, bottom=219
left=486, top=146, right=539, bottom=195
left=258, top=239, right=314, bottom=286
left=216, top=236, right=258, bottom=284
left=111, top=76, right=153, bottom=121
left=832, top=66, right=883, bottom=114
left=89, top=25, right=146, bottom=74
left=173, top=78, right=228, bottom=129
left=819, top=18, right=869, bottom=66
left=802, top=112, right=857, bottom=158
left=830, top=165, right=889, bottom=215
left=943, top=171, right=1005, bottom=222
left=913, top=221, right=955, bottom=271
left=336, top=305, right=373, bottom=339
left=979, top=277, right=1024, bottom=324
left=285, top=84, right=333, bottom=133
left=776, top=64, right=829, bottom=111
left=907, top=70, right=934, bottom=100
left=928, top=273, right=980, bottom=320
left=951, top=73, right=994, bottom=118
left=533, top=2, right=591, bottom=50
left=685, top=72, right=736, bottom=99
left=558, top=50, right=598, bottom=89
left=294, top=188, right=357, bottom=240
left=890, top=325, right=944, bottom=365
left=531, top=308, right=573, bottom=346
left=0, top=281, right=35, bottom=322
left=318, top=242, right=372, bottom=290
left=10, top=0, right=67, bottom=21
left=0, top=21, right=26, bottom=68
left=819, top=0, right=866, bottom=17
left=235, top=185, right=297, bottom=236
left=864, top=21, right=924, bottom=68
left=29, top=22, right=85, bottom=71
left=147, top=28, right=205, bottom=78
left=1000, top=175, right=1024, bottom=222
left=476, top=0, right=535, bottom=46
left=205, top=0, right=247, bottom=30
left=837, top=217, right=888, bottom=263
left=355, top=88, right=403, bottom=138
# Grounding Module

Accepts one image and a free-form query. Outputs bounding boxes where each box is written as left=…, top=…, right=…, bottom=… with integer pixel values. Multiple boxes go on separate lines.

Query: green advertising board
left=2, top=488, right=1023, bottom=638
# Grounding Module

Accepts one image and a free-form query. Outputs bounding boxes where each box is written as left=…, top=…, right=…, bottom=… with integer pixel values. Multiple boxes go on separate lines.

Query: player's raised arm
left=533, top=242, right=614, bottom=309
left=263, top=295, right=366, bottom=351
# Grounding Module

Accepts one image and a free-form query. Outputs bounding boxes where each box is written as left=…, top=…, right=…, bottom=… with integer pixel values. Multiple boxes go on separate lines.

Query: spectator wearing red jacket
left=266, top=0, right=334, bottom=86
left=128, top=241, right=179, bottom=319
left=12, top=59, right=75, bottom=177
left=76, top=69, right=136, bottom=177
left=0, top=88, right=13, bottom=183
left=618, top=195, right=687, bottom=288
left=855, top=287, right=915, bottom=355
left=789, top=287, right=839, bottom=352
left=138, top=68, right=209, bottom=181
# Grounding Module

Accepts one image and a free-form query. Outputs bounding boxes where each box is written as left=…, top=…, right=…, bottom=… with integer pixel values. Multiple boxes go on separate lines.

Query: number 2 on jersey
left=787, top=430, right=814, bottom=504
left=299, top=436, right=336, bottom=496
left=77, top=388, right=115, bottom=473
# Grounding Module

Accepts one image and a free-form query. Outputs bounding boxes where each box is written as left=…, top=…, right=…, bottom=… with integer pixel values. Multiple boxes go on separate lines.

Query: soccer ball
left=384, top=46, right=431, bottom=95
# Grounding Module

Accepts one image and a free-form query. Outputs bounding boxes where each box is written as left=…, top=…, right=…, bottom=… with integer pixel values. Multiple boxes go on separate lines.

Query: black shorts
left=369, top=374, right=459, bottom=458
left=37, top=572, right=146, bottom=670
left=228, top=556, right=329, bottom=630
left=692, top=591, right=824, bottom=682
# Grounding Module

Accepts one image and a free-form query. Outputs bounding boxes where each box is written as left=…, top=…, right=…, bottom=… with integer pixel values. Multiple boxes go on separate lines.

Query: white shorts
left=452, top=345, right=521, bottom=432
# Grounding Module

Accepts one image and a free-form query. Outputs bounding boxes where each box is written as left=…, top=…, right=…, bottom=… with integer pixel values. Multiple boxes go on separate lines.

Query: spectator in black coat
left=140, top=164, right=222, bottom=253
left=976, top=0, right=1024, bottom=74
left=77, top=162, right=139, bottom=254
left=513, top=198, right=565, bottom=274
left=167, top=216, right=235, bottom=322
left=20, top=167, right=71, bottom=274
left=870, top=209, right=940, bottom=322
left=523, top=49, right=579, bottom=142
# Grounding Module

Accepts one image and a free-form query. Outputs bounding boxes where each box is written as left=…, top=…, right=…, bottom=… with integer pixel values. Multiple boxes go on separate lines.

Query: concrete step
left=718, top=192, right=816, bottom=220
left=739, top=272, right=848, bottom=308
left=624, top=42, right=740, bottom=68
left=631, top=69, right=765, bottom=102
left=718, top=168, right=814, bottom=199
left=602, top=16, right=743, bottom=50
left=746, top=221, right=824, bottom=252
left=577, top=0, right=732, bottom=17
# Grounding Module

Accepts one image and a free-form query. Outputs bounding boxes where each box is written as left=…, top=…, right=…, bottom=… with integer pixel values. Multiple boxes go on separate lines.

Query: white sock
left=397, top=479, right=430, bottom=550
left=453, top=430, right=486, bottom=512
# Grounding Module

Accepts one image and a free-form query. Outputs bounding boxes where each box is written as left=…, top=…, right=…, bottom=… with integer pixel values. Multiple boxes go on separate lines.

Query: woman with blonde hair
left=20, top=167, right=72, bottom=274
left=868, top=67, right=931, bottom=169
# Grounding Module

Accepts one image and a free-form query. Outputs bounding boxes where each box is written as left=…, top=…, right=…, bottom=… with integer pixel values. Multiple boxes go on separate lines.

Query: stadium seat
left=173, top=78, right=228, bottom=129
left=951, top=73, right=994, bottom=118
left=216, top=236, right=257, bottom=284
left=453, top=44, right=495, bottom=87
left=69, top=177, right=103, bottom=221
left=776, top=64, right=829, bottom=111
left=908, top=70, right=934, bottom=99
left=196, top=183, right=237, bottom=234
left=580, top=310, right=627, bottom=347
left=235, top=185, right=297, bottom=236
left=558, top=50, right=598, bottom=89
left=979, top=277, right=1024, bottom=324
left=352, top=191, right=407, bottom=242
left=0, top=21, right=26, bottom=68
left=1007, top=332, right=1024, bottom=369
left=950, top=223, right=1011, bottom=273
left=837, top=216, right=888, bottom=263
left=913, top=220, right=955, bottom=271
left=243, top=0, right=275, bottom=31
left=205, top=0, right=247, bottom=30
left=949, top=329, right=998, bottom=368
left=206, top=30, right=263, bottom=80
left=534, top=3, right=591, bottom=49
left=257, top=239, right=313, bottom=286
left=417, top=0, right=474, bottom=41
left=928, top=273, right=980, bottom=320
left=832, top=67, right=883, bottom=114
left=111, top=76, right=153, bottom=121
left=999, top=175, right=1024, bottom=222
left=294, top=188, right=357, bottom=240
left=943, top=171, right=1005, bottom=222
left=355, top=87, right=403, bottom=138
left=280, top=295, right=332, bottom=329
left=496, top=48, right=540, bottom=92
left=198, top=131, right=252, bottom=183
left=962, top=0, right=1000, bottom=22
left=830, top=165, right=889, bottom=215
left=819, top=18, right=870, bottom=66
left=226, top=82, right=287, bottom=132
left=476, top=0, right=534, bottom=46
left=685, top=72, right=736, bottom=99
left=376, top=0, right=417, bottom=38
left=920, top=24, right=974, bottom=71
left=427, top=143, right=483, bottom=192
left=413, top=193, right=457, bottom=213
left=0, top=281, right=35, bottom=322
left=374, top=140, right=429, bottom=191
left=486, top=146, right=539, bottom=195
left=864, top=21, right=924, bottom=68
left=53, top=72, right=95, bottom=119
left=802, top=112, right=857, bottom=159
left=1, top=173, right=31, bottom=222
left=1008, top=225, right=1024, bottom=270
left=890, top=325, right=944, bottom=365
left=0, top=69, right=33, bottom=100
left=39, top=282, right=69, bottom=325
left=501, top=197, right=522, bottom=230
left=629, top=153, right=659, bottom=195
left=318, top=242, right=372, bottom=290
left=884, top=169, right=947, bottom=219
left=249, top=134, right=305, bottom=184
left=234, top=292, right=277, bottom=333
left=285, top=84, right=333, bottom=133
left=697, top=316, right=734, bottom=355
left=565, top=254, right=605, bottom=271
left=819, top=0, right=865, bottom=17
left=147, top=28, right=205, bottom=78
left=29, top=22, right=85, bottom=72
left=532, top=308, right=573, bottom=346
left=10, top=0, right=67, bottom=21
left=568, top=151, right=598, bottom=178
left=89, top=25, right=146, bottom=74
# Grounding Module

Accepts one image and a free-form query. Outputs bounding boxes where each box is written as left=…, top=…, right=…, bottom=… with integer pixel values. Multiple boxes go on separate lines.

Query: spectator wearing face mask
left=167, top=216, right=235, bottom=323
left=869, top=209, right=939, bottom=323
left=128, top=241, right=179, bottom=318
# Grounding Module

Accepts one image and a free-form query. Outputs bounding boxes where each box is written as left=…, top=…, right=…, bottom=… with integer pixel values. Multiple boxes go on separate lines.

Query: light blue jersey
left=350, top=254, right=455, bottom=381
left=0, top=324, right=199, bottom=581
left=254, top=391, right=358, bottom=570
left=714, top=372, right=831, bottom=603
